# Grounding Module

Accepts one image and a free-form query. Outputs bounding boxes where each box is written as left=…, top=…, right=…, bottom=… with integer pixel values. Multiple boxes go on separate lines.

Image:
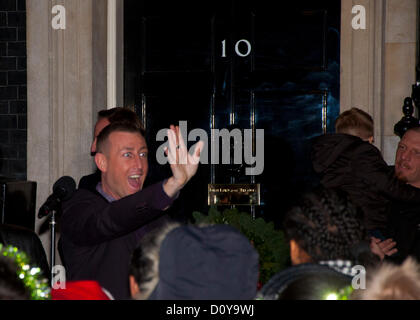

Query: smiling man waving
left=59, top=122, right=203, bottom=299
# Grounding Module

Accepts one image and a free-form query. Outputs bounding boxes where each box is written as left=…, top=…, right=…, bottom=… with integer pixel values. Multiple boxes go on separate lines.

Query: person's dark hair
left=108, top=108, right=145, bottom=136
left=278, top=271, right=351, bottom=300
left=129, top=223, right=180, bottom=300
left=97, top=107, right=123, bottom=120
left=283, top=187, right=371, bottom=263
left=0, top=255, right=30, bottom=300
left=98, top=107, right=145, bottom=137
left=96, top=122, right=145, bottom=155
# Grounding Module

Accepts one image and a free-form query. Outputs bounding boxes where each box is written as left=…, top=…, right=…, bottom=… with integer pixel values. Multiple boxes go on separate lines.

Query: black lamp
left=394, top=87, right=420, bottom=138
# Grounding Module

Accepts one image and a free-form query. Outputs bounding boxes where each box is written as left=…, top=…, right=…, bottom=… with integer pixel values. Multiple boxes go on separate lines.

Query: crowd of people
left=2, top=106, right=420, bottom=300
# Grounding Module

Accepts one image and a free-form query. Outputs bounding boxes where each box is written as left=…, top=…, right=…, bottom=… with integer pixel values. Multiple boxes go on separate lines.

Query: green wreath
left=0, top=244, right=50, bottom=300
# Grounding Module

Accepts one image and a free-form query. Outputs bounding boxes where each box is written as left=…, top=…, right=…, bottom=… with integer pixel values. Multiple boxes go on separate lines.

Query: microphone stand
left=38, top=175, right=76, bottom=287
left=47, top=204, right=63, bottom=288
left=49, top=209, right=57, bottom=287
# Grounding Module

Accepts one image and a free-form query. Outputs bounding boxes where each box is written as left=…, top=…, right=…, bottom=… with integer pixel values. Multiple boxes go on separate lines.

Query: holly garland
left=0, top=244, right=50, bottom=300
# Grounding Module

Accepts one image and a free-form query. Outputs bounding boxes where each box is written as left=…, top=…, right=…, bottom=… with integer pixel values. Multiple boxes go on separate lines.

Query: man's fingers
left=380, top=241, right=397, bottom=256
left=383, top=243, right=397, bottom=251
left=193, top=140, right=204, bottom=157
left=165, top=146, right=175, bottom=164
left=378, top=239, right=394, bottom=246
left=188, top=141, right=204, bottom=165
left=176, top=125, right=187, bottom=149
left=379, top=240, right=396, bottom=248
left=195, top=141, right=204, bottom=157
left=167, top=130, right=177, bottom=164
left=167, top=125, right=203, bottom=166
left=168, top=127, right=191, bottom=165
left=386, top=248, right=398, bottom=256
left=167, top=129, right=177, bottom=151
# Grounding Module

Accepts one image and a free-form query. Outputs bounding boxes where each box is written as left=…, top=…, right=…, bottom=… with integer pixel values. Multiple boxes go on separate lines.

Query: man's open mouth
left=128, top=174, right=142, bottom=189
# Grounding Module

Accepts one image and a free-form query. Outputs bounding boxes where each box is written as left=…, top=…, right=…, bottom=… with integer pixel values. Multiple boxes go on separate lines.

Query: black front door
left=124, top=0, right=340, bottom=225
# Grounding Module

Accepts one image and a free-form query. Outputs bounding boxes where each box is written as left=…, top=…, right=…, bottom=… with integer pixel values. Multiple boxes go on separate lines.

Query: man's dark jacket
left=59, top=181, right=173, bottom=299
left=385, top=200, right=420, bottom=264
left=311, top=134, right=420, bottom=231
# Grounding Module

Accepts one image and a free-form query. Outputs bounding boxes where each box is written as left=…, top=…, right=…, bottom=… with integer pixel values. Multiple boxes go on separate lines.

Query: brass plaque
left=208, top=184, right=260, bottom=206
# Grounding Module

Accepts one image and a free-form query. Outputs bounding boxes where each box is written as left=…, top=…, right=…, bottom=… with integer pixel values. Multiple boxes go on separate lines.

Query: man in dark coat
left=311, top=108, right=420, bottom=240
left=59, top=122, right=203, bottom=299
left=385, top=128, right=420, bottom=263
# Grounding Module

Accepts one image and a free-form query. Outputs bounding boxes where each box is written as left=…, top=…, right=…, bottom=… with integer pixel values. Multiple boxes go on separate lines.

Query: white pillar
left=340, top=0, right=418, bottom=164
left=107, top=0, right=124, bottom=109
left=26, top=0, right=108, bottom=263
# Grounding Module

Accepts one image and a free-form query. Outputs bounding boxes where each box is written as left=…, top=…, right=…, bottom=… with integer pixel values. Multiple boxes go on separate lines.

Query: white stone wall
left=26, top=0, right=109, bottom=265
left=383, top=0, right=418, bottom=164
left=341, top=0, right=418, bottom=164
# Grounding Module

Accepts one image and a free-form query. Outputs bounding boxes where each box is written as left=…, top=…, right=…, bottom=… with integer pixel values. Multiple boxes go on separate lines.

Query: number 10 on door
left=221, top=39, right=252, bottom=58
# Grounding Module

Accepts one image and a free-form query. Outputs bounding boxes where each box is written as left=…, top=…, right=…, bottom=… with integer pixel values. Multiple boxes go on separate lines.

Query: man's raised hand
left=163, top=125, right=204, bottom=198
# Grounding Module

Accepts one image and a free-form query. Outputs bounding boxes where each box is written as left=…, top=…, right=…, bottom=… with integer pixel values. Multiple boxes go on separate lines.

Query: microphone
left=38, top=176, right=76, bottom=218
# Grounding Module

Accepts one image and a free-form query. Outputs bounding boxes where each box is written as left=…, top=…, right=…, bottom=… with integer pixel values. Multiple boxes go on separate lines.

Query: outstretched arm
left=163, top=125, right=204, bottom=198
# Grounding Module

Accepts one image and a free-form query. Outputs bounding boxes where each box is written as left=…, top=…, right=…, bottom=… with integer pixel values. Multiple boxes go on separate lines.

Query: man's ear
left=95, top=152, right=107, bottom=172
left=290, top=239, right=312, bottom=265
left=290, top=239, right=299, bottom=265
left=129, top=275, right=140, bottom=298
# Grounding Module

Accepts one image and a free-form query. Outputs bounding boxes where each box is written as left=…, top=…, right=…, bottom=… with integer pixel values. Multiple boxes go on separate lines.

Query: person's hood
left=148, top=224, right=259, bottom=300
left=311, top=134, right=364, bottom=173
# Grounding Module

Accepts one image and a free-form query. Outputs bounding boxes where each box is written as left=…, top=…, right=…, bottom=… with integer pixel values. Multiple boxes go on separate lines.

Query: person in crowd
left=79, top=107, right=144, bottom=191
left=385, top=127, right=420, bottom=263
left=256, top=187, right=384, bottom=300
left=311, top=107, right=420, bottom=242
left=47, top=108, right=145, bottom=250
left=284, top=187, right=385, bottom=269
left=79, top=107, right=190, bottom=223
left=59, top=122, right=204, bottom=299
left=128, top=223, right=259, bottom=300
left=351, top=257, right=420, bottom=300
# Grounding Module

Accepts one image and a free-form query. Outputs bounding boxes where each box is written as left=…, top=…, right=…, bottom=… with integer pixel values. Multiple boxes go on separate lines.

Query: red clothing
left=52, top=280, right=112, bottom=300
